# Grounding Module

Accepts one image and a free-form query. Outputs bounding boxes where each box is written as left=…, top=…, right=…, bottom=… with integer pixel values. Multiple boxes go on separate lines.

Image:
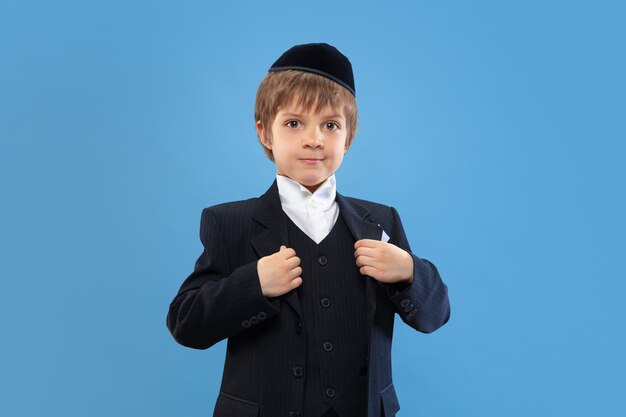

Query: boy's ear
left=256, top=121, right=272, bottom=150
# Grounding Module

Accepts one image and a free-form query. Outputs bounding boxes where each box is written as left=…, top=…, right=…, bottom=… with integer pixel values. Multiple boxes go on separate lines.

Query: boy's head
left=254, top=43, right=358, bottom=192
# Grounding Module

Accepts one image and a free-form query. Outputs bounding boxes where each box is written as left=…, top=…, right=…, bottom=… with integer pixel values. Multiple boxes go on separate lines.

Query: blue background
left=1, top=1, right=624, bottom=416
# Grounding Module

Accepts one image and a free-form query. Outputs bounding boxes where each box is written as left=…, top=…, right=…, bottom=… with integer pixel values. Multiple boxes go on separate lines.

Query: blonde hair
left=254, top=70, right=358, bottom=161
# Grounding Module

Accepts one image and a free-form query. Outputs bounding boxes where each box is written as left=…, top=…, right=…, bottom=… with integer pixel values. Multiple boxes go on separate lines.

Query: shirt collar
left=276, top=174, right=337, bottom=212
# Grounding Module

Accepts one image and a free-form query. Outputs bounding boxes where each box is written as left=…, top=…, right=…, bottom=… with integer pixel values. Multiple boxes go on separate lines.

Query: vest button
left=295, top=321, right=302, bottom=334
left=320, top=297, right=331, bottom=308
left=318, top=255, right=328, bottom=266
left=325, top=387, right=336, bottom=398
left=249, top=316, right=259, bottom=324
left=241, top=320, right=251, bottom=328
left=323, top=341, right=333, bottom=352
left=257, top=311, right=267, bottom=320
left=289, top=411, right=300, bottom=417
left=292, top=366, right=304, bottom=378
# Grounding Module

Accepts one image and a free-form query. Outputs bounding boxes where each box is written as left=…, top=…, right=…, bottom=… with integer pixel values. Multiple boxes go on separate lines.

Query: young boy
left=167, top=43, right=450, bottom=417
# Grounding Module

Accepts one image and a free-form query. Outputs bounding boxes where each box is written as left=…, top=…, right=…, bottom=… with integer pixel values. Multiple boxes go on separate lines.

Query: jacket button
left=257, top=311, right=267, bottom=320
left=289, top=411, right=300, bottom=417
left=320, top=297, right=331, bottom=308
left=292, top=366, right=304, bottom=378
left=318, top=255, right=328, bottom=266
left=400, top=298, right=410, bottom=308
left=407, top=309, right=417, bottom=319
left=295, top=321, right=302, bottom=334
left=323, top=341, right=333, bottom=352
left=403, top=304, right=414, bottom=313
left=241, top=320, right=251, bottom=328
left=325, top=387, right=335, bottom=398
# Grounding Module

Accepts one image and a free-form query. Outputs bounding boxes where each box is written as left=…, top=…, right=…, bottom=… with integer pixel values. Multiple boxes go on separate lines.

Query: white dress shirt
left=276, top=174, right=340, bottom=244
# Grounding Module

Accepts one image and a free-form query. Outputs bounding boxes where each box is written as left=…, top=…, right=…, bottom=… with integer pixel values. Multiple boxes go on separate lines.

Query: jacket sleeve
left=382, top=206, right=451, bottom=333
left=166, top=207, right=280, bottom=349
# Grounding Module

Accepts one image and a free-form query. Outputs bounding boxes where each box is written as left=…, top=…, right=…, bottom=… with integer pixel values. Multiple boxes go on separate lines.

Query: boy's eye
left=287, top=120, right=300, bottom=128
left=325, top=122, right=340, bottom=130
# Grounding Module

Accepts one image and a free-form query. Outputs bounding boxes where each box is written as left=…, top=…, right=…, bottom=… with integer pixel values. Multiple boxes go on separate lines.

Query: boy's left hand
left=354, top=239, right=414, bottom=284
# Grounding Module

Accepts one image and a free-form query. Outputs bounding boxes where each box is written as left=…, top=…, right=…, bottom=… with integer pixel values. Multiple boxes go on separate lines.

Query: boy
left=167, top=43, right=450, bottom=417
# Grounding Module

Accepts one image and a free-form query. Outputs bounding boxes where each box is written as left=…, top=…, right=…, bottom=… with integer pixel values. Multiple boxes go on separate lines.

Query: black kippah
left=269, top=43, right=355, bottom=96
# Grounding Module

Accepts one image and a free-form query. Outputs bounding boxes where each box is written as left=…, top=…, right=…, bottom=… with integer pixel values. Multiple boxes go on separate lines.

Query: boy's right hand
left=257, top=245, right=303, bottom=298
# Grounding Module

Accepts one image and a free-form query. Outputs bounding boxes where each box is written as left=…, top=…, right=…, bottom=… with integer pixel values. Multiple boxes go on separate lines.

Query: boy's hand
left=257, top=245, right=303, bottom=298
left=354, top=239, right=414, bottom=284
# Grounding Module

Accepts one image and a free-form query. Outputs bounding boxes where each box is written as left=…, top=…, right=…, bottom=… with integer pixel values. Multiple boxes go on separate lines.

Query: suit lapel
left=251, top=180, right=302, bottom=318
left=335, top=192, right=384, bottom=354
left=251, top=180, right=383, bottom=342
left=251, top=179, right=289, bottom=258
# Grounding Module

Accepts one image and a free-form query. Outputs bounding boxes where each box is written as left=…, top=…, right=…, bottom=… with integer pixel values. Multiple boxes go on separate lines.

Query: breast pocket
left=213, top=392, right=260, bottom=417
left=380, top=382, right=400, bottom=417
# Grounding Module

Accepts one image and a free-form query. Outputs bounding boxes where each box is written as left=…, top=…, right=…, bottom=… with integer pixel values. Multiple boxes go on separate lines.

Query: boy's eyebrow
left=280, top=112, right=345, bottom=120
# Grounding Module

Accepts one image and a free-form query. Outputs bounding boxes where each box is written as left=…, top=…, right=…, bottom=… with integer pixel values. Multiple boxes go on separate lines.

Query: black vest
left=286, top=210, right=368, bottom=417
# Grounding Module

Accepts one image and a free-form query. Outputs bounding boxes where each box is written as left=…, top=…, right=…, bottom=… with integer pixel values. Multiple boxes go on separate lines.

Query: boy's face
left=257, top=101, right=349, bottom=194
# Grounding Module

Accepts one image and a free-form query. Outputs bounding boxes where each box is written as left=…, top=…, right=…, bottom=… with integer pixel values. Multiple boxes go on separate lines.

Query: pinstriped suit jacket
left=166, top=180, right=450, bottom=417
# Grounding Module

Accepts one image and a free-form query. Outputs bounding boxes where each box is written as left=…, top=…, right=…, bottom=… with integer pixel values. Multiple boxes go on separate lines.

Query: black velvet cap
left=269, top=43, right=355, bottom=96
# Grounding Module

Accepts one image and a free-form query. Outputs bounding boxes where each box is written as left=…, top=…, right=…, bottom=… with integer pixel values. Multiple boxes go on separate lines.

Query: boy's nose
left=302, top=128, right=323, bottom=148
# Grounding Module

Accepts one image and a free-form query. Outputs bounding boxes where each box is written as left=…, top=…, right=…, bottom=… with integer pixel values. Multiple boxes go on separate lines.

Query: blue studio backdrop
left=1, top=1, right=625, bottom=416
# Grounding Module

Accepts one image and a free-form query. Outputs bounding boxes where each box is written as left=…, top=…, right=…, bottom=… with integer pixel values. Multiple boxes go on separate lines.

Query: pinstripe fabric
left=166, top=180, right=451, bottom=417
left=286, top=212, right=368, bottom=417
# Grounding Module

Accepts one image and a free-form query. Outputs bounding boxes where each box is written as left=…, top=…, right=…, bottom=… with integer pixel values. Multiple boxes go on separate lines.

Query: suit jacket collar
left=251, top=179, right=383, bottom=251
left=251, top=179, right=381, bottom=345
